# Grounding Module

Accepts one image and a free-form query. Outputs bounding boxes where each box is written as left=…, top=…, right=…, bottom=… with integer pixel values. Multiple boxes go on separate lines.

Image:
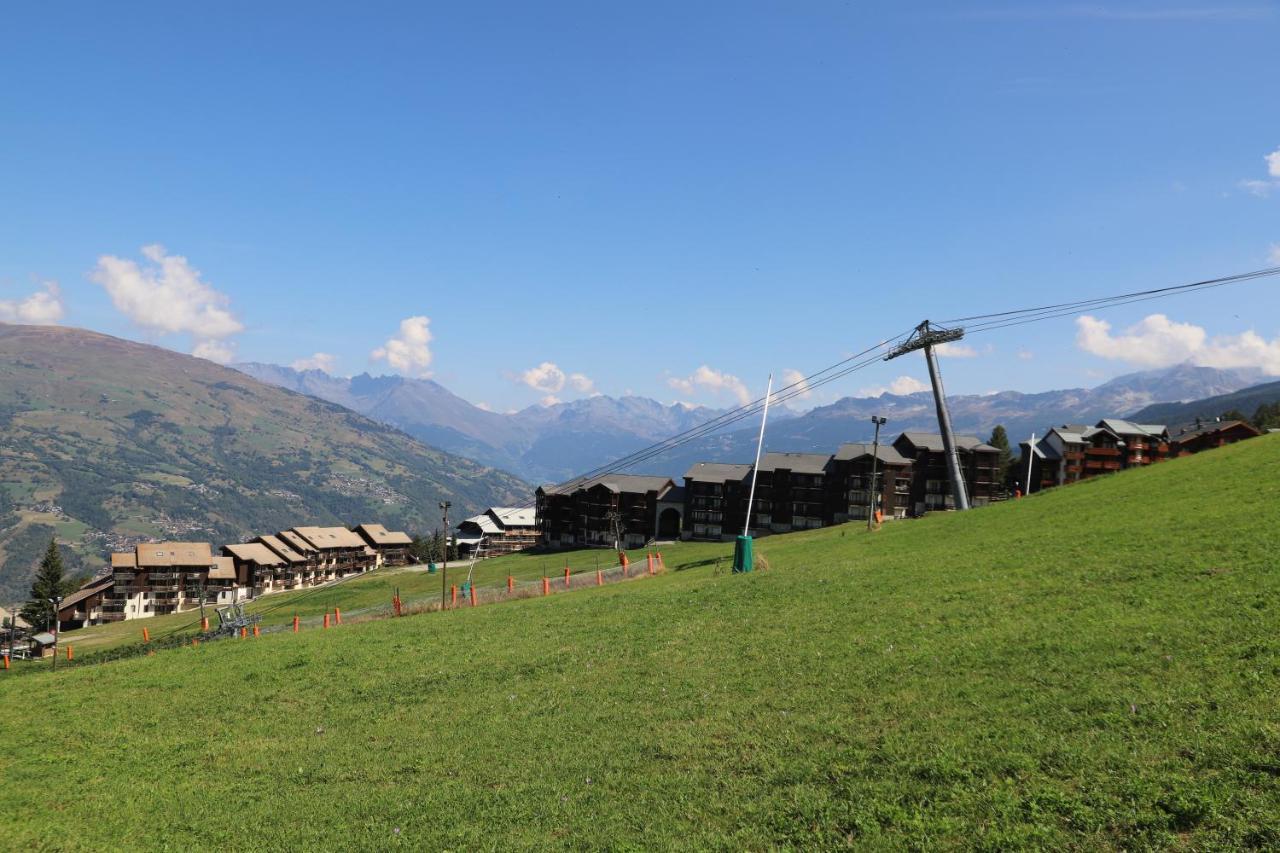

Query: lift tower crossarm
left=884, top=320, right=971, bottom=512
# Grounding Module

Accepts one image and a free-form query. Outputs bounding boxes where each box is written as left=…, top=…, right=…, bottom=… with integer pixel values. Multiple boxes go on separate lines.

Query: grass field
left=2, top=436, right=1279, bottom=849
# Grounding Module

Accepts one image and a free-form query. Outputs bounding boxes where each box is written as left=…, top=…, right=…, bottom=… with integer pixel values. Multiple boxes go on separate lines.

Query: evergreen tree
left=1252, top=402, right=1280, bottom=431
left=1220, top=409, right=1248, bottom=423
left=988, top=424, right=1013, bottom=481
left=19, top=539, right=78, bottom=631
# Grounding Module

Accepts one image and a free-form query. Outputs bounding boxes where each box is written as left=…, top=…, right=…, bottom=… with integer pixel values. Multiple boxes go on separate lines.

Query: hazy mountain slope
left=235, top=363, right=733, bottom=482
left=0, top=325, right=529, bottom=603
left=1129, top=378, right=1280, bottom=425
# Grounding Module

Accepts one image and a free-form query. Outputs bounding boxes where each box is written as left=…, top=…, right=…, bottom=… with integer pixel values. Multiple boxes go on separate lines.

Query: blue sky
left=2, top=1, right=1278, bottom=412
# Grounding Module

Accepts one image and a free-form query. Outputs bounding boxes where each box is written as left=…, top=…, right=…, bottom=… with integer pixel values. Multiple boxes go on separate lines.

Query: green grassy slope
left=2, top=437, right=1279, bottom=849
left=0, top=323, right=529, bottom=602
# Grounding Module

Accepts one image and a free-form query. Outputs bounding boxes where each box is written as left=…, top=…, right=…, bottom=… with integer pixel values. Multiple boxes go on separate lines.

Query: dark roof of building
left=59, top=575, right=114, bottom=611
left=832, top=443, right=912, bottom=465
left=683, top=462, right=753, bottom=482
left=896, top=432, right=997, bottom=453
left=540, top=473, right=675, bottom=496
left=1170, top=419, right=1261, bottom=442
left=757, top=452, right=832, bottom=474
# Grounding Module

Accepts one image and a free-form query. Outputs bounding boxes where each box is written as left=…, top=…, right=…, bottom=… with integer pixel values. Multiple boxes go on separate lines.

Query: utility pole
left=886, top=321, right=970, bottom=511
left=439, top=502, right=451, bottom=610
left=867, top=416, right=887, bottom=530
left=1024, top=432, right=1037, bottom=496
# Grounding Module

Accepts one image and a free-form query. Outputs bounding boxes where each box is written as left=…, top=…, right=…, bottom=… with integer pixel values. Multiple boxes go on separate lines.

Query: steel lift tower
left=885, top=320, right=970, bottom=512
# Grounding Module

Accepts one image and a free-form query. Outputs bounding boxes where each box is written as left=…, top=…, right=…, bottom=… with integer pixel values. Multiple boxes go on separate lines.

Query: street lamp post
left=867, top=416, right=887, bottom=531
left=48, top=595, right=62, bottom=671
left=439, top=501, right=451, bottom=609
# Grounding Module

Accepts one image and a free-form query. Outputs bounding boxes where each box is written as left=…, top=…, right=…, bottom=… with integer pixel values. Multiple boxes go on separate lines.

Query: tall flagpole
left=734, top=374, right=772, bottom=573
left=743, top=373, right=773, bottom=538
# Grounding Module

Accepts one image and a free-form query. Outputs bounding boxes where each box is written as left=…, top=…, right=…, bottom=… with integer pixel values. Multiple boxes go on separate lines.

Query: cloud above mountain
left=371, top=316, right=433, bottom=376
left=291, top=352, right=338, bottom=372
left=668, top=365, right=751, bottom=405
left=0, top=281, right=64, bottom=325
left=90, top=244, right=242, bottom=362
left=858, top=375, right=930, bottom=397
left=1077, top=313, right=1280, bottom=374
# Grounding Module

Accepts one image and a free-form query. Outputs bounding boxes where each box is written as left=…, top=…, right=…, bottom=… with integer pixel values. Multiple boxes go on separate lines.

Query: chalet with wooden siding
left=224, top=542, right=293, bottom=594
left=1168, top=419, right=1262, bottom=456
left=536, top=474, right=677, bottom=550
left=352, top=523, right=414, bottom=566
left=273, top=530, right=324, bottom=580
left=682, top=462, right=752, bottom=541
left=1095, top=419, right=1169, bottom=468
left=892, top=432, right=1002, bottom=515
left=828, top=443, right=913, bottom=522
left=56, top=575, right=114, bottom=629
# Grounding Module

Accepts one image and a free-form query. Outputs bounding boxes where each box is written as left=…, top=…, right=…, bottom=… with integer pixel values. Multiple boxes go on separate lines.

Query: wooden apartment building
left=892, top=432, right=1003, bottom=514
left=536, top=474, right=678, bottom=550
left=352, top=523, right=414, bottom=566
left=455, top=508, right=539, bottom=557
left=103, top=542, right=239, bottom=622
left=828, top=443, right=914, bottom=522
left=1169, top=418, right=1262, bottom=456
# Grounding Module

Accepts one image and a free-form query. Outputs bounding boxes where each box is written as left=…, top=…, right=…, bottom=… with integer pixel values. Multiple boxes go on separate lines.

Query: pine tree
left=989, top=424, right=1013, bottom=481
left=19, top=538, right=78, bottom=631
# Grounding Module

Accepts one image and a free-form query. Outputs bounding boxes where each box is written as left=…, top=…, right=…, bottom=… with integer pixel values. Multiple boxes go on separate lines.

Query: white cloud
left=291, top=352, right=337, bottom=373
left=1239, top=147, right=1280, bottom=196
left=858, top=376, right=930, bottom=397
left=1270, top=244, right=1280, bottom=264
left=667, top=365, right=751, bottom=405
left=0, top=281, right=64, bottom=325
left=1016, top=348, right=1035, bottom=361
left=475, top=401, right=493, bottom=412
left=520, top=361, right=566, bottom=394
left=1077, top=313, right=1280, bottom=374
left=780, top=368, right=812, bottom=399
left=568, top=372, right=596, bottom=394
left=192, top=339, right=236, bottom=364
left=91, top=245, right=242, bottom=359
left=371, top=316, right=433, bottom=377
left=540, top=395, right=561, bottom=407
left=935, top=341, right=978, bottom=358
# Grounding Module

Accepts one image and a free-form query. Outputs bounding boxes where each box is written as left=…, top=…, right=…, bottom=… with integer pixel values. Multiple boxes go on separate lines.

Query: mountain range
left=237, top=361, right=1266, bottom=480
left=0, top=324, right=528, bottom=603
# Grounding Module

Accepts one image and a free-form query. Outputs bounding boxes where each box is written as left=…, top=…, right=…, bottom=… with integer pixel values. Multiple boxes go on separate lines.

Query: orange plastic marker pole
left=293, top=615, right=300, bottom=633
left=192, top=637, right=199, bottom=648
left=201, top=617, right=209, bottom=632
left=253, top=624, right=260, bottom=638
left=323, top=613, right=330, bottom=629
left=596, top=569, right=603, bottom=586
left=542, top=577, right=550, bottom=596
left=142, top=627, right=150, bottom=643
left=240, top=627, right=248, bottom=639
left=3, top=654, right=9, bottom=670
left=451, top=585, right=458, bottom=608
left=507, top=575, right=514, bottom=593
left=564, top=566, right=571, bottom=588
left=66, top=645, right=73, bottom=661
left=335, top=607, right=342, bottom=625
left=470, top=584, right=477, bottom=607
left=647, top=553, right=655, bottom=576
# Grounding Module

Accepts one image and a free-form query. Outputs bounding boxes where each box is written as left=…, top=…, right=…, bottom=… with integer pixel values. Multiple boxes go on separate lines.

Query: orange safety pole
left=142, top=627, right=150, bottom=643
left=253, top=624, right=260, bottom=638
left=66, top=645, right=73, bottom=661
left=507, top=575, right=514, bottom=593
left=240, top=627, right=248, bottom=639
left=335, top=607, right=342, bottom=625
left=542, top=577, right=550, bottom=596
left=192, top=637, right=199, bottom=648
left=323, top=613, right=330, bottom=629
left=201, top=616, right=209, bottom=632
left=647, top=552, right=655, bottom=576
left=657, top=551, right=664, bottom=571
left=596, top=569, right=603, bottom=586
left=470, top=584, right=477, bottom=607
left=293, top=615, right=300, bottom=633
left=564, top=566, right=571, bottom=588
left=3, top=654, right=9, bottom=670
left=451, top=585, right=458, bottom=608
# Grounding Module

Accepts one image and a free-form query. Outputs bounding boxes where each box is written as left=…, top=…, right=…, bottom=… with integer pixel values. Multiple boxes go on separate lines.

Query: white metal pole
left=1024, top=432, right=1036, bottom=495
left=743, top=373, right=774, bottom=538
